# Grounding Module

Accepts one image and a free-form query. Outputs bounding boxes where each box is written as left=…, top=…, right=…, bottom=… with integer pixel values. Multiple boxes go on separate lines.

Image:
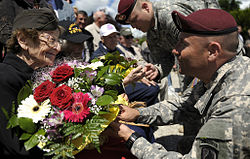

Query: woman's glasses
left=39, top=33, right=61, bottom=49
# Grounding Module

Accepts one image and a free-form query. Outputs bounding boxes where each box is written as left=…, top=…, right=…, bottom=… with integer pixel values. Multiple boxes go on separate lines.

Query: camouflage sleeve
left=136, top=82, right=202, bottom=125
left=147, top=0, right=220, bottom=78
left=132, top=95, right=250, bottom=159
left=136, top=101, right=181, bottom=126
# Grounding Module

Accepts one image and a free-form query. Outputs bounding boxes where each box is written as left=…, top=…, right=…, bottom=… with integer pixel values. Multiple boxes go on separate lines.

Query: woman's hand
left=143, top=63, right=159, bottom=81
left=123, top=66, right=145, bottom=86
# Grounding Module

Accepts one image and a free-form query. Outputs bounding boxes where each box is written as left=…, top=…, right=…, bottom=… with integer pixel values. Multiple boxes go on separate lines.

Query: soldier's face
left=127, top=2, right=154, bottom=32
left=172, top=33, right=209, bottom=77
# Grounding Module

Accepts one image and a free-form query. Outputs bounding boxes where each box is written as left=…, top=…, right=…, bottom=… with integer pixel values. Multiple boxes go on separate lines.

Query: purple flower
left=90, top=85, right=104, bottom=97
left=42, top=108, right=64, bottom=139
left=85, top=70, right=97, bottom=81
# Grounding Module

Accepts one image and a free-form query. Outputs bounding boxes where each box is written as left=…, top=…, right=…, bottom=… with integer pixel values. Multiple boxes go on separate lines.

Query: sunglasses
left=125, top=35, right=133, bottom=39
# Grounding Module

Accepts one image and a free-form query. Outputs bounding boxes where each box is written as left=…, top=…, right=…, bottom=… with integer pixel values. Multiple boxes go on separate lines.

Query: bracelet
left=125, top=132, right=142, bottom=150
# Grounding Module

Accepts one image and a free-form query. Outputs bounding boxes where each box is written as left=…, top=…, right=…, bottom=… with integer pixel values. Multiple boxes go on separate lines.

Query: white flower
left=91, top=85, right=104, bottom=97
left=78, top=61, right=104, bottom=70
left=17, top=95, right=51, bottom=123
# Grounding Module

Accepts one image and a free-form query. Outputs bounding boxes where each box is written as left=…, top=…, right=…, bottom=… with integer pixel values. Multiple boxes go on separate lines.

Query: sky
left=240, top=0, right=250, bottom=9
left=72, top=0, right=250, bottom=37
left=72, top=0, right=250, bottom=17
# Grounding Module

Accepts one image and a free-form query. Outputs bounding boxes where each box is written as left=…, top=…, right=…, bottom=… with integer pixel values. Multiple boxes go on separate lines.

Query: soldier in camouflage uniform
left=110, top=9, right=250, bottom=159
left=116, top=0, right=221, bottom=101
left=116, top=0, right=220, bottom=79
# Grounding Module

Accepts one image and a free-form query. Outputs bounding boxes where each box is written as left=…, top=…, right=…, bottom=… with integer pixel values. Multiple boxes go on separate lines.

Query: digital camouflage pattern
left=147, top=0, right=220, bottom=78
left=132, top=55, right=250, bottom=159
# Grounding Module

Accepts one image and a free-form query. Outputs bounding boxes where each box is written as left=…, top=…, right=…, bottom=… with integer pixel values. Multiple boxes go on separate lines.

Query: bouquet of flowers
left=6, top=52, right=137, bottom=158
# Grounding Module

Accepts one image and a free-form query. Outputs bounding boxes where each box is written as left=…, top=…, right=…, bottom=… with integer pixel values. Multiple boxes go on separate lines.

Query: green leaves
left=19, top=117, right=37, bottom=134
left=24, top=129, right=45, bottom=151
left=80, top=115, right=109, bottom=153
left=7, top=115, right=19, bottom=129
left=20, top=133, right=32, bottom=140
left=17, top=80, right=32, bottom=105
left=96, top=95, right=114, bottom=106
left=103, top=73, right=123, bottom=86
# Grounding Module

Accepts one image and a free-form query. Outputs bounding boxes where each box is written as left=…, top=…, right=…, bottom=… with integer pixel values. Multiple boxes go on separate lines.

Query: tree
left=231, top=7, right=250, bottom=39
left=219, top=0, right=241, bottom=11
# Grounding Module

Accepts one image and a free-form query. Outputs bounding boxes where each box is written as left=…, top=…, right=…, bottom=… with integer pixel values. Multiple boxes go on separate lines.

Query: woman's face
left=26, top=29, right=61, bottom=68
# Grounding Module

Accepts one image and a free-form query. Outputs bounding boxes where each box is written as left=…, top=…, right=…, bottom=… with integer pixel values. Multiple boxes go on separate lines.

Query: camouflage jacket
left=147, top=0, right=220, bottom=78
left=132, top=55, right=250, bottom=159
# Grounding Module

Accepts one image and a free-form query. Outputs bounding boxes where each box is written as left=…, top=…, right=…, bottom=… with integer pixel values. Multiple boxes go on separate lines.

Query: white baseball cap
left=100, top=23, right=118, bottom=37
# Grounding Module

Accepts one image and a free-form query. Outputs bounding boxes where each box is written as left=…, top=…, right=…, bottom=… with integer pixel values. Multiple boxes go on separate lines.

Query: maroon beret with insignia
left=172, top=9, right=238, bottom=35
left=115, top=0, right=137, bottom=25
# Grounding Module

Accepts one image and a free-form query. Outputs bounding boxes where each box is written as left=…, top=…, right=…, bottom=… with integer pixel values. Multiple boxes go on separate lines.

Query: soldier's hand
left=118, top=105, right=140, bottom=122
left=110, top=121, right=134, bottom=141
left=143, top=63, right=159, bottom=80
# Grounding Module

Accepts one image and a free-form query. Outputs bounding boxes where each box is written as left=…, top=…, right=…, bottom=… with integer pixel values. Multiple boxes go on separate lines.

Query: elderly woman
left=0, top=8, right=61, bottom=158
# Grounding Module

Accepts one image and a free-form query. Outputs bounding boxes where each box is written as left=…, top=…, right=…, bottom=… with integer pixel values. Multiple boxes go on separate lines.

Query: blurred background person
left=58, top=20, right=93, bottom=60
left=85, top=10, right=107, bottom=51
left=73, top=6, right=78, bottom=19
left=117, top=27, right=146, bottom=66
left=64, top=0, right=72, bottom=4
left=75, top=10, right=88, bottom=29
left=46, top=0, right=75, bottom=21
left=74, top=10, right=94, bottom=62
left=0, top=8, right=62, bottom=158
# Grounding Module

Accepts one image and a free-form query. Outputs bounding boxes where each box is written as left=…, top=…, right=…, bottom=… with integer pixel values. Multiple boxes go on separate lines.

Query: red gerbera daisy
left=63, top=92, right=91, bottom=122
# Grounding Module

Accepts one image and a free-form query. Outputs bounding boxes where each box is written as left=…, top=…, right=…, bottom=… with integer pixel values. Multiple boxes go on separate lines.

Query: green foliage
left=18, top=117, right=37, bottom=133
left=219, top=0, right=241, bottom=11
left=1, top=107, right=9, bottom=120
left=7, top=114, right=19, bottom=129
left=17, top=80, right=32, bottom=105
left=81, top=115, right=109, bottom=153
left=104, top=90, right=118, bottom=101
left=96, top=95, right=114, bottom=106
left=24, top=129, right=45, bottom=150
left=230, top=7, right=250, bottom=39
left=20, top=133, right=32, bottom=140
left=44, top=143, right=75, bottom=159
left=219, top=0, right=250, bottom=39
left=103, top=73, right=123, bottom=86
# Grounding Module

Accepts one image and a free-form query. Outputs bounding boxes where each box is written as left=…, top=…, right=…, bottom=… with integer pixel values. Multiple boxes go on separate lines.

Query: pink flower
left=63, top=92, right=91, bottom=122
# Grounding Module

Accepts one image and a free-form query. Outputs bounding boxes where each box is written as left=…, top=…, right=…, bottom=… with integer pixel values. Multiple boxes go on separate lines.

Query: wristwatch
left=125, top=132, right=142, bottom=150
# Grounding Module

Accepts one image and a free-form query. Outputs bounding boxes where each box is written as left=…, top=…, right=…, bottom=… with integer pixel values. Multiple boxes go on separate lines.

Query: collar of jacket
left=3, top=52, right=34, bottom=74
left=194, top=55, right=239, bottom=115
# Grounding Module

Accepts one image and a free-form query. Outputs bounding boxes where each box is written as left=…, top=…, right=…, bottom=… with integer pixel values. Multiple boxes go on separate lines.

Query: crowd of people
left=0, top=0, right=249, bottom=159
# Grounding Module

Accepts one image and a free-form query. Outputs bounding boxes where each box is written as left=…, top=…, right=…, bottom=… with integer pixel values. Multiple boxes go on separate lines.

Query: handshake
left=123, top=63, right=159, bottom=86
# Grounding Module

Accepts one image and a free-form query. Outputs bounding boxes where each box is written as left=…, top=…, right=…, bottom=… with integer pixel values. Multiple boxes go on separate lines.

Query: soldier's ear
left=207, top=41, right=221, bottom=62
left=141, top=2, right=150, bottom=13
left=16, top=32, right=29, bottom=51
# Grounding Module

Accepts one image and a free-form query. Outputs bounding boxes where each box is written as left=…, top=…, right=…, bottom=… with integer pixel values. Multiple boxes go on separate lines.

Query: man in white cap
left=90, top=23, right=120, bottom=60
left=91, top=23, right=160, bottom=106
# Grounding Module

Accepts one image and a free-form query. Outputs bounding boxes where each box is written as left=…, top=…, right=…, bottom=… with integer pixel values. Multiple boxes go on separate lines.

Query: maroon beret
left=115, top=0, right=137, bottom=24
left=172, top=9, right=238, bottom=35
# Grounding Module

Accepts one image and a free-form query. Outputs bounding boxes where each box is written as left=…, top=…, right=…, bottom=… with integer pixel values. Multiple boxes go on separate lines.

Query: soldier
left=115, top=0, right=220, bottom=79
left=111, top=9, right=250, bottom=159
